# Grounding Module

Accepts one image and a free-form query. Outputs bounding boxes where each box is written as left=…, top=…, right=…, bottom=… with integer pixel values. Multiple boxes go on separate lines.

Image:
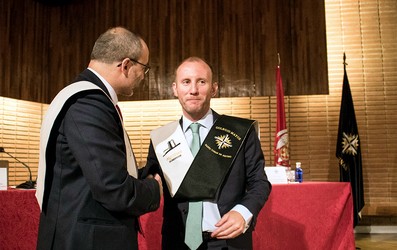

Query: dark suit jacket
left=37, top=69, right=160, bottom=250
left=143, top=111, right=271, bottom=250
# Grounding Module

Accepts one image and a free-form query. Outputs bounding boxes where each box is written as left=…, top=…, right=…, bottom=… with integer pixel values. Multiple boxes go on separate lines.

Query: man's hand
left=211, top=210, right=245, bottom=239
left=147, top=174, right=163, bottom=198
left=154, top=174, right=163, bottom=197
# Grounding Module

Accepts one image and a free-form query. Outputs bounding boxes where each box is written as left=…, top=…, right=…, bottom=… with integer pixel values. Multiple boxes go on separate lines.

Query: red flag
left=274, top=66, right=290, bottom=167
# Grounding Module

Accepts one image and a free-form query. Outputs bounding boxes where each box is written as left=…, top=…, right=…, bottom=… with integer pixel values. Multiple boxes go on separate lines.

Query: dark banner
left=336, top=55, right=365, bottom=227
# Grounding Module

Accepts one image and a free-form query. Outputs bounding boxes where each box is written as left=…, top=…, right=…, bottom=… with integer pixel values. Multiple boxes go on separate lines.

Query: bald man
left=36, top=27, right=162, bottom=250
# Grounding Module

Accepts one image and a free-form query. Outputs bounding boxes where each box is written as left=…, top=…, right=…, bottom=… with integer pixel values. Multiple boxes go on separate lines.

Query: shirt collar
left=182, top=109, right=213, bottom=132
left=87, top=67, right=119, bottom=104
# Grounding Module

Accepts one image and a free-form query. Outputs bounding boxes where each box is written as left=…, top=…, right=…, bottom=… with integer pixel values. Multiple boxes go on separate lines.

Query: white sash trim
left=150, top=121, right=193, bottom=197
left=35, top=81, right=136, bottom=210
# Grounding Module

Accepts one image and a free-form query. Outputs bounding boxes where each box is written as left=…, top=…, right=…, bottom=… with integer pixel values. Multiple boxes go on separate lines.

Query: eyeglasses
left=117, top=58, right=150, bottom=75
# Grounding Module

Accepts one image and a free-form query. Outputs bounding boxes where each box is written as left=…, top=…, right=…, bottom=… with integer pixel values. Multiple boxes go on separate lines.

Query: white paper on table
left=0, top=167, right=8, bottom=190
left=264, top=166, right=288, bottom=184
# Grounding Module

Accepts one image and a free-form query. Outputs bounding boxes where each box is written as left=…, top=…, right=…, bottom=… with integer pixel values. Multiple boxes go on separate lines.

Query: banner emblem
left=341, top=132, right=359, bottom=156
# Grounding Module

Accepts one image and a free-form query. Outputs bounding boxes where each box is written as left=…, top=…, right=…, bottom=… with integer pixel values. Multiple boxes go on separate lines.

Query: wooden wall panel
left=252, top=0, right=283, bottom=96
left=218, top=0, right=254, bottom=97
left=0, top=0, right=328, bottom=104
left=290, top=0, right=329, bottom=95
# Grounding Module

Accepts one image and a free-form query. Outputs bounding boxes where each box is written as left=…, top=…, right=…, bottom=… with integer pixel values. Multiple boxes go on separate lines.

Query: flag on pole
left=274, top=61, right=290, bottom=167
left=336, top=53, right=365, bottom=227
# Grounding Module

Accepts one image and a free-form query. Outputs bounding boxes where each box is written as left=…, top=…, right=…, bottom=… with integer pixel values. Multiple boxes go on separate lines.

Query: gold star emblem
left=215, top=134, right=232, bottom=149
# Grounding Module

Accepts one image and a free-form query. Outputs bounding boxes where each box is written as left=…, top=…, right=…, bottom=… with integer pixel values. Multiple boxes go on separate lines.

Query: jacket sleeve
left=139, top=141, right=161, bottom=179
left=238, top=126, right=272, bottom=220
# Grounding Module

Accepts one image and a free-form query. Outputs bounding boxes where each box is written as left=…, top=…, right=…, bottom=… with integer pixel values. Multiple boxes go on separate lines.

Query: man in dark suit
left=35, top=27, right=162, bottom=250
left=143, top=57, right=271, bottom=250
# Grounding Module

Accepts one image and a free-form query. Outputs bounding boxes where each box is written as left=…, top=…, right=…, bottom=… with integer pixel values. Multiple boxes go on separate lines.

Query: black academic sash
left=174, top=115, right=256, bottom=200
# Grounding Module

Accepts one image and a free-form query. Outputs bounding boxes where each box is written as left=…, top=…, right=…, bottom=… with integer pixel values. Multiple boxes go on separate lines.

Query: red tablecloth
left=0, top=188, right=40, bottom=250
left=0, top=182, right=355, bottom=250
left=252, top=182, right=355, bottom=250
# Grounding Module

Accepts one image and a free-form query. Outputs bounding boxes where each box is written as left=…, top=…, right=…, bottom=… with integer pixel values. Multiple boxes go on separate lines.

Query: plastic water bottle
left=295, top=162, right=303, bottom=183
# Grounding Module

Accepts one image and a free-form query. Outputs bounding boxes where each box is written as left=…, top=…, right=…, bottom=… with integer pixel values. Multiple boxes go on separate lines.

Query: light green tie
left=185, top=123, right=203, bottom=249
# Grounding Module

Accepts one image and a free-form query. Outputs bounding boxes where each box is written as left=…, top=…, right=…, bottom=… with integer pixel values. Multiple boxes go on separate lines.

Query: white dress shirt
left=88, top=68, right=118, bottom=105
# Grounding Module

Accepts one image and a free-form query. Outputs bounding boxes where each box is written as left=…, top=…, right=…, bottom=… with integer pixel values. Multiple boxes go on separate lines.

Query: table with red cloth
left=0, top=182, right=355, bottom=250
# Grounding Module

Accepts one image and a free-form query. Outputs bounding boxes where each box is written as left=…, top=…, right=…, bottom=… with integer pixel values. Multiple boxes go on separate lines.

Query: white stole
left=150, top=121, right=194, bottom=197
